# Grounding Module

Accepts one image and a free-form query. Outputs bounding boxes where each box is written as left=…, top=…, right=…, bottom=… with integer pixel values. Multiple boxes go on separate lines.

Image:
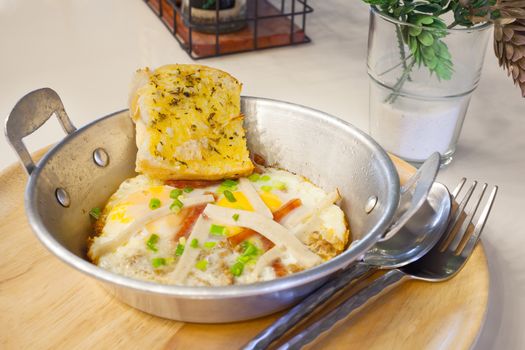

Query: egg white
left=89, top=168, right=349, bottom=286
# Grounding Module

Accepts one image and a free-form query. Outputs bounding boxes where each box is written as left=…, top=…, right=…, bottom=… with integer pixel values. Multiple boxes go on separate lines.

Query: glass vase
left=367, top=7, right=492, bottom=166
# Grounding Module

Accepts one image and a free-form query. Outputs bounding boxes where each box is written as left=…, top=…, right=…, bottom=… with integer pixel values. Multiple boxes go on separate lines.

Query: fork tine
left=439, top=180, right=478, bottom=251
left=446, top=177, right=467, bottom=240
left=461, top=185, right=498, bottom=257
left=453, top=183, right=488, bottom=254
left=451, top=177, right=467, bottom=199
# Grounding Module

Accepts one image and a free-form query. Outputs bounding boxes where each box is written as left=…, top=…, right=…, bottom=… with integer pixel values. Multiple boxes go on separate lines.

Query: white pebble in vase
left=370, top=93, right=470, bottom=164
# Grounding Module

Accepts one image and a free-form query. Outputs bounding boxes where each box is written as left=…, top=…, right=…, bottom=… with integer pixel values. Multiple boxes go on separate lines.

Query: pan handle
left=4, top=88, right=76, bottom=175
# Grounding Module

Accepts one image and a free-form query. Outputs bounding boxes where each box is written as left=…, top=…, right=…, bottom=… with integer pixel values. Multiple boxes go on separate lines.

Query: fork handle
left=242, top=262, right=374, bottom=350
left=278, top=269, right=407, bottom=350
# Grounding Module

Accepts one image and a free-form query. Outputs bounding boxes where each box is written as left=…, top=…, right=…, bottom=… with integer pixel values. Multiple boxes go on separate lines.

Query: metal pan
left=5, top=88, right=400, bottom=323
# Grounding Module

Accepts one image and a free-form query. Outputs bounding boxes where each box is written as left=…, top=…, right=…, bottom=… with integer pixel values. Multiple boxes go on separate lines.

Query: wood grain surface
left=0, top=148, right=489, bottom=350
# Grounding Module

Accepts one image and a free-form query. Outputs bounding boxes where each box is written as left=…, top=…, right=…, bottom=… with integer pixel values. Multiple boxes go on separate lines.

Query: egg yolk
left=148, top=186, right=165, bottom=195
left=259, top=191, right=282, bottom=212
left=217, top=191, right=255, bottom=237
left=217, top=191, right=254, bottom=211
left=108, top=204, right=132, bottom=223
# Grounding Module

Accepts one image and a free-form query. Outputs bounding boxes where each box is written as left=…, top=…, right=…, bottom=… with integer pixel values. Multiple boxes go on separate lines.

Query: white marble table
left=0, top=1, right=523, bottom=348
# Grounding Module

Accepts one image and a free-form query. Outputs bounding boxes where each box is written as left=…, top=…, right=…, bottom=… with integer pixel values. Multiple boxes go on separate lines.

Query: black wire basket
left=144, top=0, right=313, bottom=59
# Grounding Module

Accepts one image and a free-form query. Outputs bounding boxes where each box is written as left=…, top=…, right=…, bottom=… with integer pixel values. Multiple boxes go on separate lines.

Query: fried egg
left=88, top=168, right=350, bottom=286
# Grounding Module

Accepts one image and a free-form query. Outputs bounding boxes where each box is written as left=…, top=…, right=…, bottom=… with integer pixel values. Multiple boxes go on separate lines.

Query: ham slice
left=174, top=204, right=207, bottom=240
left=238, top=178, right=273, bottom=218
left=288, top=190, right=340, bottom=242
left=203, top=205, right=321, bottom=267
left=248, top=246, right=283, bottom=282
left=169, top=215, right=212, bottom=284
left=286, top=190, right=340, bottom=227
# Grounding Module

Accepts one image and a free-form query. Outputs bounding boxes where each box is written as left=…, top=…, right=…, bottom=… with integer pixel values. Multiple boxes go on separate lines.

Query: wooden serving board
left=0, top=149, right=489, bottom=350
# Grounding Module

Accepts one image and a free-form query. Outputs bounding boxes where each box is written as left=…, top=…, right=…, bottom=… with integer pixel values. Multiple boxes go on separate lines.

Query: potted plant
left=363, top=0, right=525, bottom=165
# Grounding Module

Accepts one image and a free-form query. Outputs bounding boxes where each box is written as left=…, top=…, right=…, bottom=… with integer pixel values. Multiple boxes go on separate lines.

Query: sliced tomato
left=204, top=191, right=219, bottom=201
left=253, top=166, right=264, bottom=174
left=272, top=259, right=287, bottom=277
left=227, top=228, right=274, bottom=251
left=273, top=198, right=302, bottom=222
left=174, top=204, right=207, bottom=240
left=253, top=153, right=267, bottom=166
left=165, top=179, right=222, bottom=189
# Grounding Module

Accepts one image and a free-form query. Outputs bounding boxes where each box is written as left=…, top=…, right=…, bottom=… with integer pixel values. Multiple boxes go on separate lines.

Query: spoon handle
left=278, top=269, right=407, bottom=350
left=242, top=262, right=374, bottom=350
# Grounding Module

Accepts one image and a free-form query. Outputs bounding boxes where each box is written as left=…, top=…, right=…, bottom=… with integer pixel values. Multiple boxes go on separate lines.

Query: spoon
left=242, top=153, right=451, bottom=350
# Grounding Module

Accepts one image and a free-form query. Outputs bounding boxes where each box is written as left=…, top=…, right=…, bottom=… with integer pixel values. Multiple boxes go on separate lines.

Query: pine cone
left=494, top=19, right=525, bottom=97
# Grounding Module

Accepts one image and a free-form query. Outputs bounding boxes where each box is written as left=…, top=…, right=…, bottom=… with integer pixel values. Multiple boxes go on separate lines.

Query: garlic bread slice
left=130, top=64, right=254, bottom=180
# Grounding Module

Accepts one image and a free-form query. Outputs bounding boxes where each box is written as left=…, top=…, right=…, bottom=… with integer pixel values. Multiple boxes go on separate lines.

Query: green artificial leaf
left=425, top=55, right=438, bottom=69
left=408, top=35, right=419, bottom=54
left=435, top=40, right=452, bottom=59
left=415, top=4, right=442, bottom=14
left=421, top=45, right=436, bottom=60
left=414, top=48, right=423, bottom=66
left=408, top=26, right=423, bottom=36
left=431, top=18, right=447, bottom=30
left=414, top=14, right=435, bottom=25
left=433, top=52, right=454, bottom=80
left=435, top=61, right=453, bottom=80
left=417, top=31, right=435, bottom=46
left=363, top=0, right=465, bottom=98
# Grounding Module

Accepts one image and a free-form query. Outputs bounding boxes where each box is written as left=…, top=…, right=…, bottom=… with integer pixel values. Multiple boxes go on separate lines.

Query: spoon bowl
left=363, top=182, right=451, bottom=268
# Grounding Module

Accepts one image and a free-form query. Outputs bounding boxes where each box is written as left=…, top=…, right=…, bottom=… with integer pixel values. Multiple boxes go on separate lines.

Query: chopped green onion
left=248, top=173, right=260, bottom=182
left=195, top=259, right=208, bottom=271
left=242, top=241, right=258, bottom=256
left=183, top=187, right=194, bottom=193
left=170, top=198, right=184, bottom=212
left=237, top=255, right=252, bottom=264
left=230, top=241, right=260, bottom=277
left=223, top=190, right=236, bottom=202
left=149, top=198, right=161, bottom=210
left=218, top=179, right=238, bottom=193
left=261, top=185, right=273, bottom=192
left=170, top=189, right=183, bottom=199
left=190, top=238, right=199, bottom=248
left=151, top=257, right=166, bottom=268
left=203, top=241, right=217, bottom=249
left=146, top=234, right=160, bottom=252
left=222, top=179, right=238, bottom=188
left=232, top=213, right=240, bottom=221
left=274, top=181, right=287, bottom=191
left=175, top=243, right=185, bottom=256
left=210, top=224, right=228, bottom=236
left=260, top=175, right=271, bottom=182
left=89, top=207, right=101, bottom=220
left=230, top=262, right=244, bottom=276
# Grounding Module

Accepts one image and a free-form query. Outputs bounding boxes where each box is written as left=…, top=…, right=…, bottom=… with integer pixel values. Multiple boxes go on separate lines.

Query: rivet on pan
left=93, top=148, right=109, bottom=167
left=365, top=195, right=378, bottom=214
left=55, top=188, right=70, bottom=208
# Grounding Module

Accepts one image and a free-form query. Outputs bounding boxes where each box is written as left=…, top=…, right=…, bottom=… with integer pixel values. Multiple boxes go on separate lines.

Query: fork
left=276, top=179, right=498, bottom=350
